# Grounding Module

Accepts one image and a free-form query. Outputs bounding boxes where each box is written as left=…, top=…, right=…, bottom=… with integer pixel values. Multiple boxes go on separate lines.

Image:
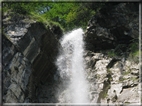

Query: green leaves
left=2, top=2, right=97, bottom=31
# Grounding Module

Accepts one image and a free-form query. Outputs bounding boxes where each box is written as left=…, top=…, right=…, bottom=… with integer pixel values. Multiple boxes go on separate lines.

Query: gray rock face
left=84, top=3, right=139, bottom=105
left=3, top=35, right=32, bottom=103
left=85, top=51, right=140, bottom=105
left=2, top=12, right=60, bottom=103
left=54, top=3, right=139, bottom=104
left=84, top=3, right=138, bottom=53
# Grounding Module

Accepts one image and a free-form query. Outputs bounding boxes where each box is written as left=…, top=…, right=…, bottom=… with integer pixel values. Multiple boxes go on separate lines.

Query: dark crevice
left=106, top=58, right=120, bottom=68
left=97, top=72, right=112, bottom=103
left=122, top=83, right=138, bottom=89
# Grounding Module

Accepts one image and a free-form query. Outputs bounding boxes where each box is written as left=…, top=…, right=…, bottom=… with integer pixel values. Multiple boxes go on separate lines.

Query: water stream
left=56, top=28, right=89, bottom=103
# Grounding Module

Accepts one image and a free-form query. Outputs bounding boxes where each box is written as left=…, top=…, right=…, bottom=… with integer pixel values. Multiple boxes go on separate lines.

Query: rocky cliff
left=85, top=51, right=139, bottom=104
left=84, top=3, right=140, bottom=105
left=85, top=3, right=138, bottom=53
left=2, top=12, right=60, bottom=103
left=2, top=2, right=140, bottom=105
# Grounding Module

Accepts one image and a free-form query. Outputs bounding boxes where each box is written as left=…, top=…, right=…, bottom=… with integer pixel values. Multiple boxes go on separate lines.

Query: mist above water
left=56, top=28, right=89, bottom=103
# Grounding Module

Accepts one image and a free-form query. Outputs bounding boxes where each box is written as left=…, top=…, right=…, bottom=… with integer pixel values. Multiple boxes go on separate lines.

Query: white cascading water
left=56, top=28, right=89, bottom=103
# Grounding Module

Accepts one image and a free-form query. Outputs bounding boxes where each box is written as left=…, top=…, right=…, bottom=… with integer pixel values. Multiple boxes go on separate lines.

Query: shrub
left=107, top=49, right=116, bottom=57
left=128, top=39, right=139, bottom=63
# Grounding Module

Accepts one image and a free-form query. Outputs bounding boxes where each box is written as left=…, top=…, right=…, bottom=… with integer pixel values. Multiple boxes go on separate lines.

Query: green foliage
left=49, top=20, right=64, bottom=31
left=128, top=39, right=139, bottom=63
left=123, top=70, right=131, bottom=76
left=3, top=2, right=33, bottom=14
left=30, top=11, right=49, bottom=25
left=129, top=41, right=139, bottom=57
left=119, top=72, right=138, bottom=83
left=99, top=80, right=110, bottom=99
left=2, top=2, right=97, bottom=31
left=107, top=49, right=116, bottom=57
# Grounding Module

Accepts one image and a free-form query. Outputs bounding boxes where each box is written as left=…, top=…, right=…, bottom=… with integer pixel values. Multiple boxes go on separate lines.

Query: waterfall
left=56, top=28, right=89, bottom=103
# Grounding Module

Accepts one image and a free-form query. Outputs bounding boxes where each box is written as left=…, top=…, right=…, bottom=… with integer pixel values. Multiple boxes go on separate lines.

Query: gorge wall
left=2, top=12, right=60, bottom=102
left=84, top=3, right=140, bottom=105
left=2, top=2, right=140, bottom=105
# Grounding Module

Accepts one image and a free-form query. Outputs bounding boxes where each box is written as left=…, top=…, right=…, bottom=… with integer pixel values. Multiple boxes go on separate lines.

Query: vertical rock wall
left=85, top=51, right=139, bottom=104
left=2, top=13, right=60, bottom=103
left=84, top=3, right=140, bottom=105
left=85, top=3, right=139, bottom=53
left=3, top=35, right=32, bottom=103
